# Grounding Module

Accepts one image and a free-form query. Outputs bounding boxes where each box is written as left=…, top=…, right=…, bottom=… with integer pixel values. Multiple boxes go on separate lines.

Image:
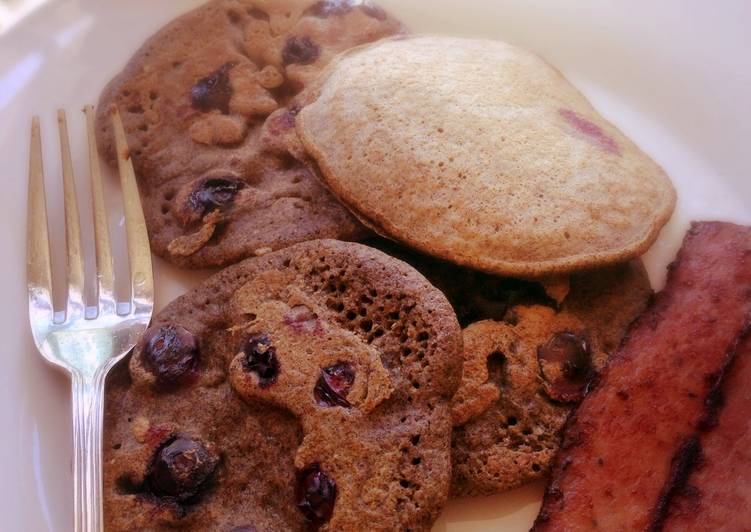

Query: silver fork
left=27, top=106, right=154, bottom=532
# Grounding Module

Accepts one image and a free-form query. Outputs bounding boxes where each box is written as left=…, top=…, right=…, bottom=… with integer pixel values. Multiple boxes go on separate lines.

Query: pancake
left=297, top=36, right=676, bottom=277
left=449, top=261, right=651, bottom=496
left=103, top=239, right=462, bottom=531
left=450, top=309, right=597, bottom=496
left=363, top=238, right=653, bottom=495
left=96, top=0, right=403, bottom=268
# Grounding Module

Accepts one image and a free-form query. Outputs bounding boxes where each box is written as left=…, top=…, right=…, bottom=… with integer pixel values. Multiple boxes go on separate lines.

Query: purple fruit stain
left=559, top=109, right=620, bottom=155
left=267, top=107, right=299, bottom=136
left=304, top=0, right=354, bottom=18
left=283, top=305, right=322, bottom=334
left=360, top=1, right=388, bottom=21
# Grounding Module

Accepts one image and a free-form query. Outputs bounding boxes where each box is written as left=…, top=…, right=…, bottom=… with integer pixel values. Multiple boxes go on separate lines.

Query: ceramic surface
left=1, top=1, right=749, bottom=530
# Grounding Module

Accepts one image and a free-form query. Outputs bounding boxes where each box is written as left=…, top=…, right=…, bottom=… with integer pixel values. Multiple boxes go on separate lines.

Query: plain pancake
left=297, top=36, right=676, bottom=277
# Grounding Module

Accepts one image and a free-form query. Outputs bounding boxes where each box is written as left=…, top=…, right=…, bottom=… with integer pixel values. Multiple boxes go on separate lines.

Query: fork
left=27, top=106, right=154, bottom=532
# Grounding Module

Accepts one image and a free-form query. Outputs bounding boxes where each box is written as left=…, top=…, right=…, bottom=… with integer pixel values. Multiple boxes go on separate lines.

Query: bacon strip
left=533, top=222, right=751, bottom=531
left=661, top=328, right=751, bottom=531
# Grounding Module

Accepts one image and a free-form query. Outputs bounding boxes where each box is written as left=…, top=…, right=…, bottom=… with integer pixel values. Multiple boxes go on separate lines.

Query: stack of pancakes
left=97, top=1, right=675, bottom=530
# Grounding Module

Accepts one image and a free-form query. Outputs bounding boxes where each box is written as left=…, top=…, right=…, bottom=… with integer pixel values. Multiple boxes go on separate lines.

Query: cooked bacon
left=533, top=222, right=751, bottom=531
left=661, top=329, right=751, bottom=531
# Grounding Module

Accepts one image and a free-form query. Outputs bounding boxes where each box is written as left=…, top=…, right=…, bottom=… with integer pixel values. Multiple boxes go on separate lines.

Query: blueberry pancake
left=103, top=240, right=462, bottom=531
left=450, top=262, right=652, bottom=497
left=364, top=239, right=652, bottom=495
left=450, top=309, right=593, bottom=496
left=96, top=0, right=404, bottom=268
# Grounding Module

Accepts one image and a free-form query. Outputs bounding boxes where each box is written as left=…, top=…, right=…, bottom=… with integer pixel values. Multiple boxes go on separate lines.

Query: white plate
left=1, top=1, right=749, bottom=530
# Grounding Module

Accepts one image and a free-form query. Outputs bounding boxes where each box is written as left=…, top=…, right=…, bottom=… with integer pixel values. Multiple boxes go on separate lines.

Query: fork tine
left=110, top=106, right=154, bottom=313
left=58, top=109, right=86, bottom=320
left=27, top=117, right=54, bottom=323
left=84, top=105, right=116, bottom=314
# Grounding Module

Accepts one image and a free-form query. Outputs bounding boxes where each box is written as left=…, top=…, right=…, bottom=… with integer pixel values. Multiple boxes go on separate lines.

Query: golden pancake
left=297, top=36, right=676, bottom=277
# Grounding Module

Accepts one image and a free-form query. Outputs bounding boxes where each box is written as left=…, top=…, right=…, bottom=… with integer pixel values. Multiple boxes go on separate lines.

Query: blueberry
left=314, top=362, right=355, bottom=408
left=148, top=437, right=217, bottom=500
left=191, top=62, right=236, bottom=114
left=142, top=325, right=199, bottom=386
left=187, top=177, right=244, bottom=217
left=296, top=464, right=336, bottom=527
left=282, top=37, right=320, bottom=66
left=537, top=331, right=593, bottom=403
left=242, top=333, right=280, bottom=388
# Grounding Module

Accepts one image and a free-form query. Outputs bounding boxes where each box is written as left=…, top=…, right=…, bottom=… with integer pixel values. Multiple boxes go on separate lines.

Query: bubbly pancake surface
left=103, top=239, right=462, bottom=531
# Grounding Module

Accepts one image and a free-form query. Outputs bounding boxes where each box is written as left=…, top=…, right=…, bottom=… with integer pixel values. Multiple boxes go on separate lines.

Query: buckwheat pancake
left=96, top=0, right=403, bottom=268
left=450, top=261, right=652, bottom=496
left=103, top=239, right=462, bottom=531
left=364, top=237, right=653, bottom=495
left=297, top=36, right=677, bottom=277
left=451, top=308, right=599, bottom=497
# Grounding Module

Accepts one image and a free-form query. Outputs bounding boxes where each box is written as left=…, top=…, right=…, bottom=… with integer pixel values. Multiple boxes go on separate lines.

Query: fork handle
left=72, top=369, right=108, bottom=532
